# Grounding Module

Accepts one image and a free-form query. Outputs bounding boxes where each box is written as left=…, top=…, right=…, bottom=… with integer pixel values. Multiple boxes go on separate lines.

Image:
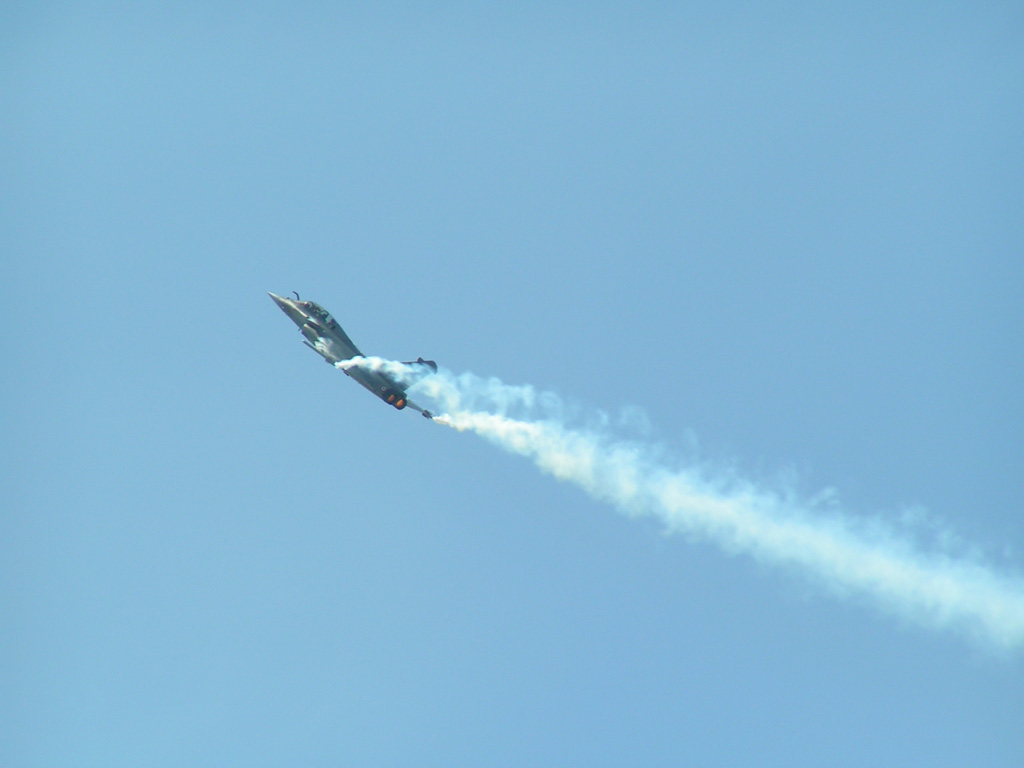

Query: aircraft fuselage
left=268, top=292, right=434, bottom=418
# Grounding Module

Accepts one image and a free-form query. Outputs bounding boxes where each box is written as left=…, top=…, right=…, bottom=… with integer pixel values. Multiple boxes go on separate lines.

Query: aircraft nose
left=268, top=291, right=308, bottom=326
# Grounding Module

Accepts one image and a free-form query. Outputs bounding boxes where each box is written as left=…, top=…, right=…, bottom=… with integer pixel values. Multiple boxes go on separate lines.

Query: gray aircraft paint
left=268, top=292, right=436, bottom=418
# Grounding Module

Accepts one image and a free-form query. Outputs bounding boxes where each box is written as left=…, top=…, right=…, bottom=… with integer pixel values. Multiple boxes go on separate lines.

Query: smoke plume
left=350, top=358, right=1024, bottom=652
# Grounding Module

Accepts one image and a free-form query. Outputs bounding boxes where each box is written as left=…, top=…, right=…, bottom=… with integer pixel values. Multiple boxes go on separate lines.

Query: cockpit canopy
left=304, top=302, right=334, bottom=326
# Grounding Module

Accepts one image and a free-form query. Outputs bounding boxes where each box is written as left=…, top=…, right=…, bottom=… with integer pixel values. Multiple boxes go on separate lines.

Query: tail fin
left=402, top=357, right=438, bottom=373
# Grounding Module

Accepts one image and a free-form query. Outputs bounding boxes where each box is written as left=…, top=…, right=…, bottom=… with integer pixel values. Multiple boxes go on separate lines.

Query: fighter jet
left=268, top=291, right=436, bottom=419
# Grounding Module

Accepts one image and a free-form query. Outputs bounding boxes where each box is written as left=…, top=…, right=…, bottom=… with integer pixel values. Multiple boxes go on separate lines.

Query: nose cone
left=268, top=291, right=307, bottom=326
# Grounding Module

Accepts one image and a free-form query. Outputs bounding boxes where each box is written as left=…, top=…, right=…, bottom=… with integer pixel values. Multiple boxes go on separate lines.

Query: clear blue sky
left=3, top=3, right=1023, bottom=765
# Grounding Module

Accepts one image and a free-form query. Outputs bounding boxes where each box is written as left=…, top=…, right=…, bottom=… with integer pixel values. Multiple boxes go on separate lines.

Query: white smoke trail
left=335, top=356, right=415, bottom=380
left=350, top=359, right=1024, bottom=651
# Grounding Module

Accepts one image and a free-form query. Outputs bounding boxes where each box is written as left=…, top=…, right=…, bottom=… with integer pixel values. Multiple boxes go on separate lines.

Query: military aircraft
left=268, top=292, right=436, bottom=419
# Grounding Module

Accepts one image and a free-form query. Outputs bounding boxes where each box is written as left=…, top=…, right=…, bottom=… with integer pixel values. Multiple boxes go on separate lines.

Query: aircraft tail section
left=402, top=357, right=438, bottom=373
